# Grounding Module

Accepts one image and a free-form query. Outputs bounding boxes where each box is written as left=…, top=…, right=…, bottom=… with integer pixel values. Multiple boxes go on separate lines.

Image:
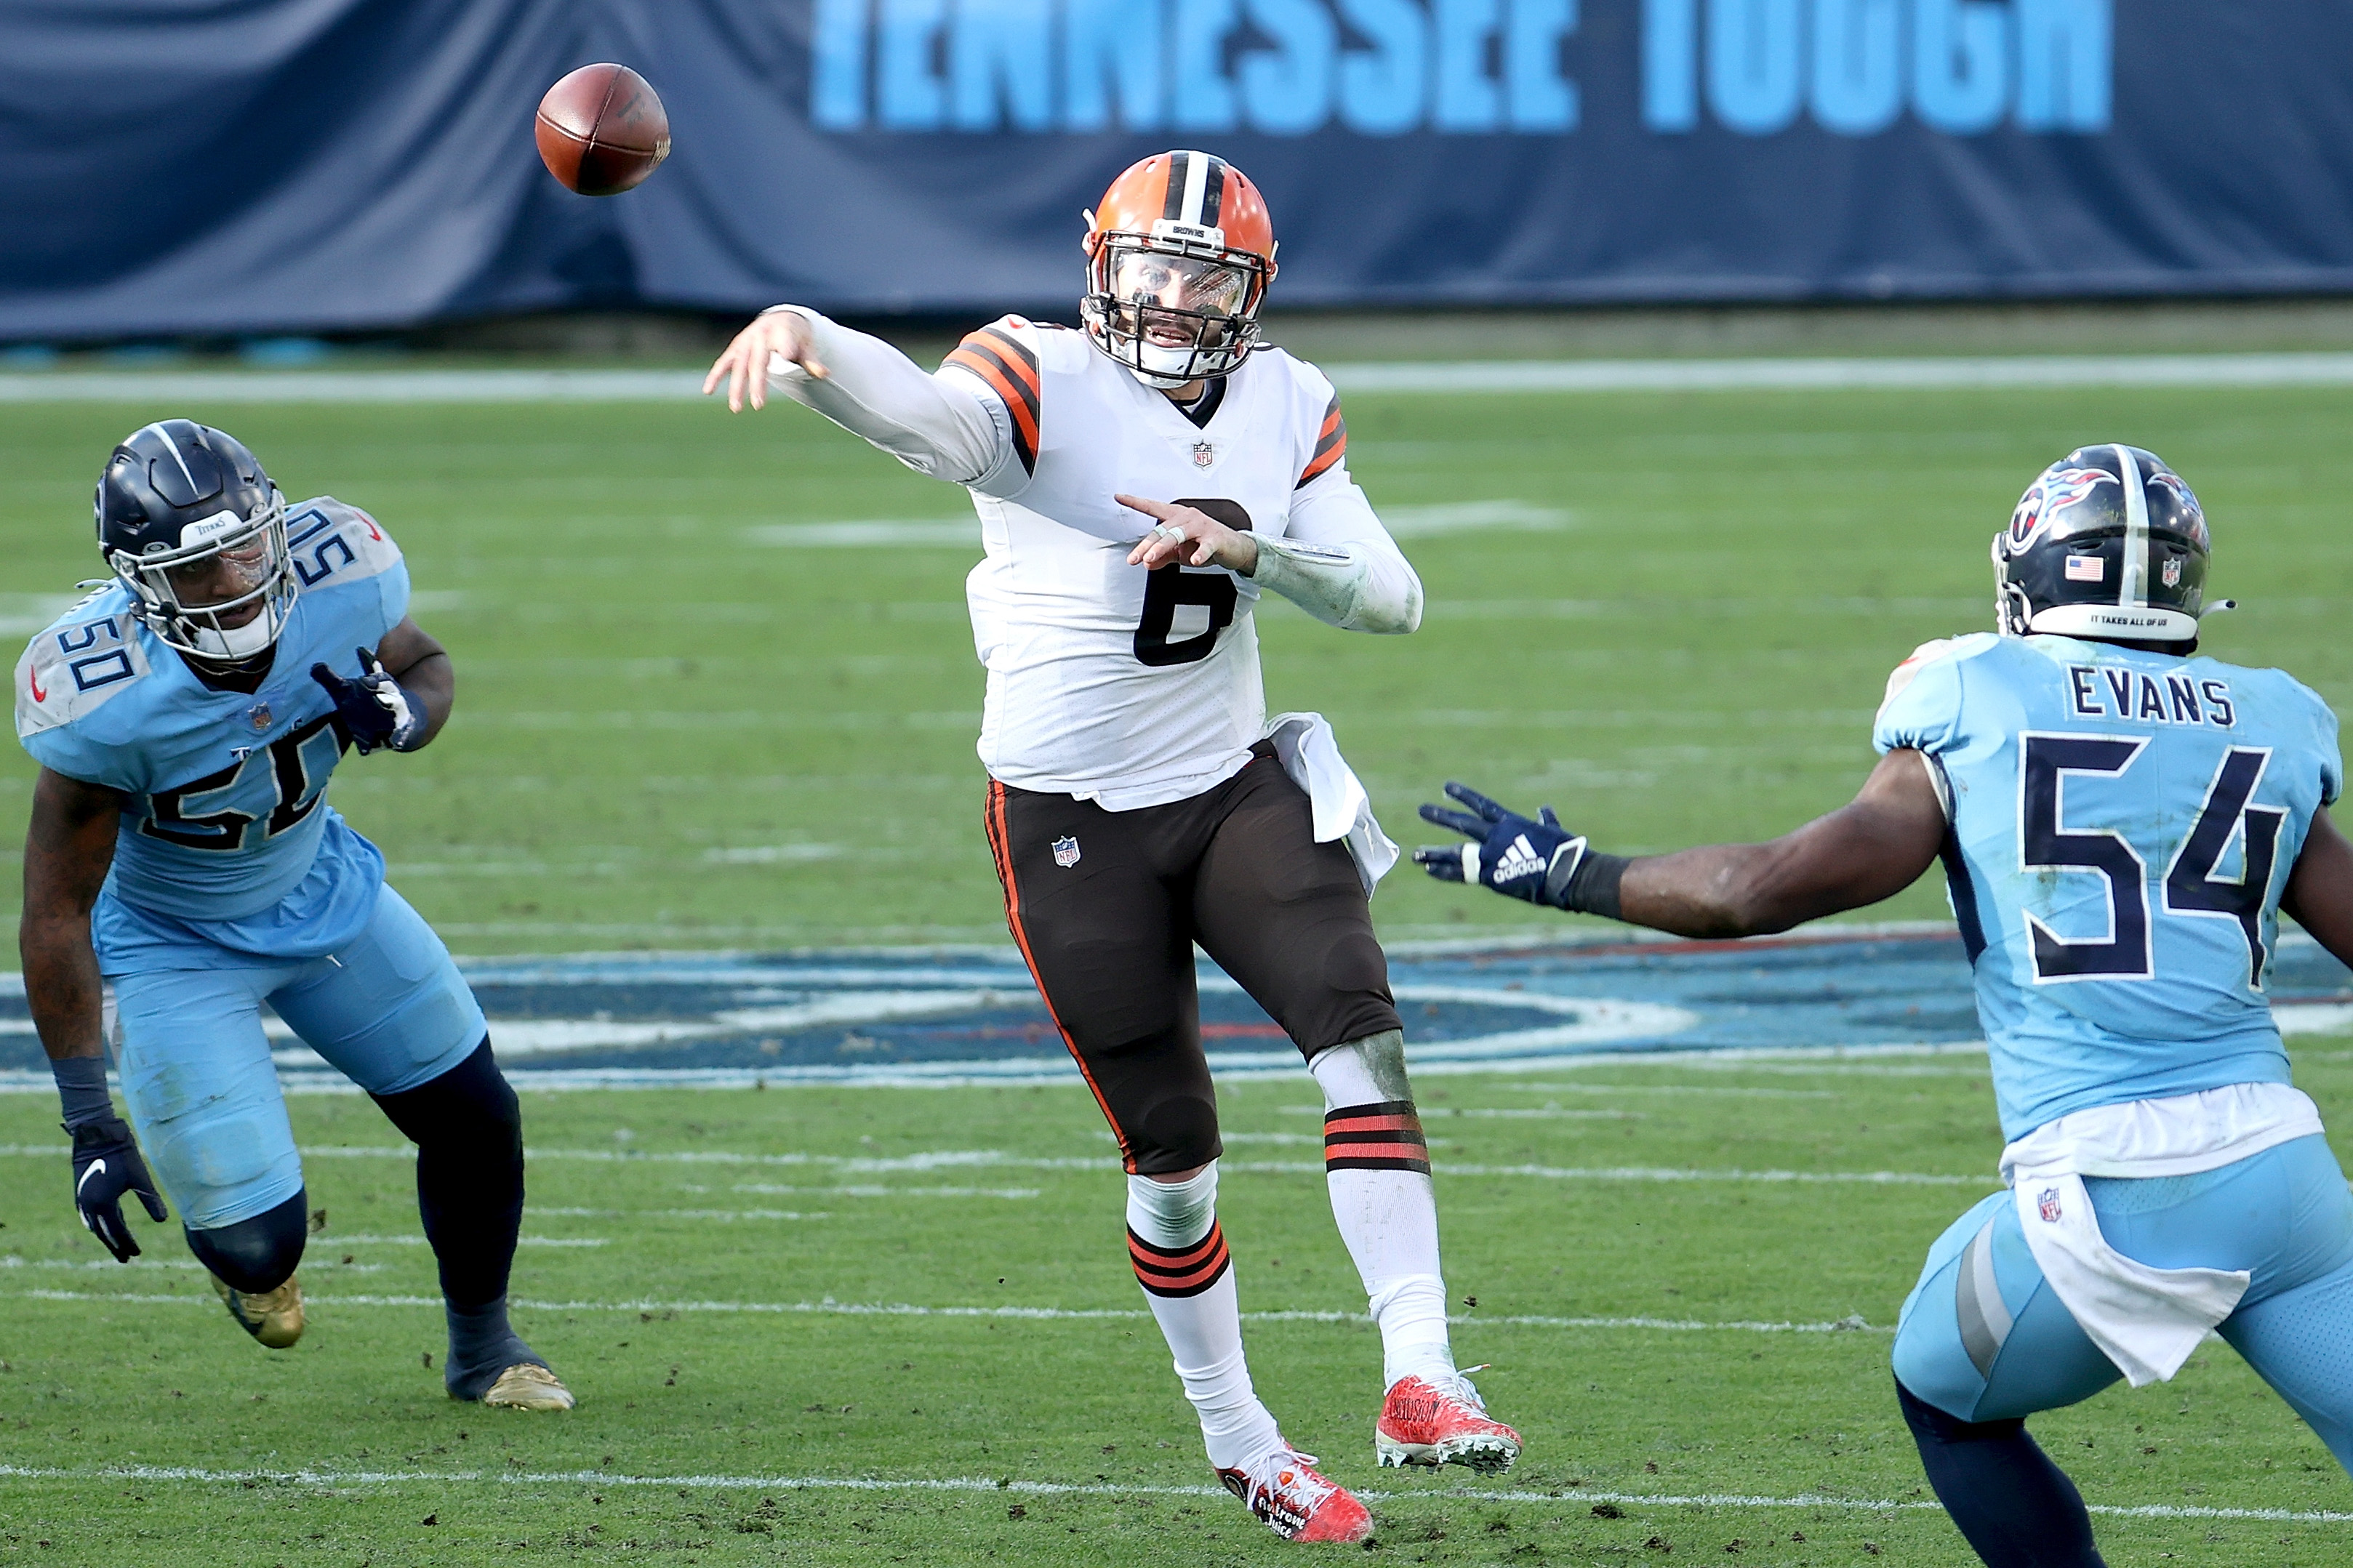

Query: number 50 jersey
left=1875, top=631, right=2343, bottom=1140
left=14, top=498, right=407, bottom=970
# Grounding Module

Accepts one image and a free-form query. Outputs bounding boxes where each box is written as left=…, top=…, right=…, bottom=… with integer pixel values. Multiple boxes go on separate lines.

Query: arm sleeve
left=1256, top=468, right=1424, bottom=634
left=1872, top=640, right=1967, bottom=757
left=761, top=307, right=1023, bottom=493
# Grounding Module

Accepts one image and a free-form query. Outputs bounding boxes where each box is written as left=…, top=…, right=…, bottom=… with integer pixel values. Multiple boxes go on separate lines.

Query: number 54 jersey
left=1875, top=631, right=2343, bottom=1140
left=14, top=498, right=407, bottom=971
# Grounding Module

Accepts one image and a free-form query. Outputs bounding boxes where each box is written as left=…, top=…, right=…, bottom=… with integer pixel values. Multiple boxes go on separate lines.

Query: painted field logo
left=1052, top=836, right=1082, bottom=868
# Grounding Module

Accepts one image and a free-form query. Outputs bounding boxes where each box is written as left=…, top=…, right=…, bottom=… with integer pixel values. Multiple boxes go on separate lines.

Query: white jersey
left=770, top=310, right=1419, bottom=811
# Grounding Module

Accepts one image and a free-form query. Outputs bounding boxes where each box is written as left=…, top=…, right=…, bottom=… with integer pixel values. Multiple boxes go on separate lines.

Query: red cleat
left=1216, top=1446, right=1374, bottom=1543
left=1376, top=1370, right=1522, bottom=1474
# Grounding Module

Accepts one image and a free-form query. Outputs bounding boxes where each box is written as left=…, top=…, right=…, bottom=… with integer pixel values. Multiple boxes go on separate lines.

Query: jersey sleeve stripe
left=945, top=339, right=1041, bottom=474
left=1297, top=395, right=1347, bottom=488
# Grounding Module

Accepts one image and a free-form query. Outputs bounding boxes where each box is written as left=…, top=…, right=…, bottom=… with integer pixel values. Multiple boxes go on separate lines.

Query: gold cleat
left=210, top=1273, right=304, bottom=1349
left=479, top=1362, right=575, bottom=1411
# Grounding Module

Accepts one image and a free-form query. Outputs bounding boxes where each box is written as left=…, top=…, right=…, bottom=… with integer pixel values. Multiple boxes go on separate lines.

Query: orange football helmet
left=1081, top=150, right=1277, bottom=387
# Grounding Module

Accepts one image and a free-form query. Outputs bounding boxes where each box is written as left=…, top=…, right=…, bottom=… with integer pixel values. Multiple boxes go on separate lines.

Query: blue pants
left=111, top=884, right=486, bottom=1230
left=1893, top=1134, right=2353, bottom=1470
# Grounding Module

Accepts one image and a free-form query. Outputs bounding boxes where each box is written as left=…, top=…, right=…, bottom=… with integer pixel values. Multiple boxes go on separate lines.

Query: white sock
left=1126, top=1164, right=1283, bottom=1470
left=1312, top=1033, right=1458, bottom=1390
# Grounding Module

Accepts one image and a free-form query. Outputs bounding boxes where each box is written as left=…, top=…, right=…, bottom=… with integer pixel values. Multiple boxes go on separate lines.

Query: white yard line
left=0, top=1460, right=2338, bottom=1523
left=11, top=1288, right=1889, bottom=1334
left=0, top=1142, right=1997, bottom=1186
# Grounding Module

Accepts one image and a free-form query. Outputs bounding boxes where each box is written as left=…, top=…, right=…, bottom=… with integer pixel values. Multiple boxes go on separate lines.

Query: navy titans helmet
left=1995, top=444, right=2212, bottom=646
left=95, top=419, right=293, bottom=662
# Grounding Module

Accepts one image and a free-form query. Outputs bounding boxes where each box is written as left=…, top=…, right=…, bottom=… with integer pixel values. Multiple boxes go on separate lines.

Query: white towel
left=2008, top=1162, right=2248, bottom=1388
left=1262, top=712, right=1398, bottom=897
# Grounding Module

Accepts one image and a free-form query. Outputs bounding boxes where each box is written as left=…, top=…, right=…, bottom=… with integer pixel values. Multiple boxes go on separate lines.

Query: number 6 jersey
left=1875, top=630, right=2342, bottom=1139
left=14, top=498, right=406, bottom=969
left=769, top=310, right=1420, bottom=811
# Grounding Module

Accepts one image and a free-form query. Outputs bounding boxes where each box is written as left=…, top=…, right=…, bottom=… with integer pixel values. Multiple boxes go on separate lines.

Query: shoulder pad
left=16, top=590, right=151, bottom=738
left=945, top=322, right=1043, bottom=476
left=1880, top=636, right=1973, bottom=707
left=284, top=497, right=401, bottom=592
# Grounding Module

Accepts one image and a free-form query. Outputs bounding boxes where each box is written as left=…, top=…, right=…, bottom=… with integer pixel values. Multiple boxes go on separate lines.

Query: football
left=535, top=63, right=670, bottom=196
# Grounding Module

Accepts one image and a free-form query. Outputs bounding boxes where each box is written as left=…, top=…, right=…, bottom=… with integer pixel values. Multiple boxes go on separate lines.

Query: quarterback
left=1419, top=446, right=2353, bottom=1567
left=17, top=420, right=570, bottom=1411
left=707, top=151, right=1518, bottom=1540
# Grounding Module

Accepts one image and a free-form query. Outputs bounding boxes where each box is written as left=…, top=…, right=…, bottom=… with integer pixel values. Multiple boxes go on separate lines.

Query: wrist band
left=1546, top=843, right=1629, bottom=920
left=51, top=1054, right=113, bottom=1131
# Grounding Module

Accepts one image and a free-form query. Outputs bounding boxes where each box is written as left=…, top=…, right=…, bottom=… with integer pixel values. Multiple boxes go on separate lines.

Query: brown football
left=536, top=63, right=670, bottom=196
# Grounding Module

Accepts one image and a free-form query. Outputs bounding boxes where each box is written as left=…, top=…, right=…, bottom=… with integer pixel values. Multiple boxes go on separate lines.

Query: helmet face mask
left=1994, top=444, right=2210, bottom=646
left=116, top=497, right=295, bottom=662
left=95, top=419, right=296, bottom=665
left=1083, top=238, right=1265, bottom=387
left=1081, top=152, right=1276, bottom=390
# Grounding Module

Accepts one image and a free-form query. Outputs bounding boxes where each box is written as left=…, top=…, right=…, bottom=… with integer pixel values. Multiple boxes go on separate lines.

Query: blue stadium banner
left=5, top=0, right=2351, bottom=337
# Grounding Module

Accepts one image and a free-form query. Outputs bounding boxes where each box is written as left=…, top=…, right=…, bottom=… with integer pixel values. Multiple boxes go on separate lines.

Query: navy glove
left=1414, top=781, right=1627, bottom=917
left=70, top=1114, right=167, bottom=1263
left=309, top=646, right=426, bottom=754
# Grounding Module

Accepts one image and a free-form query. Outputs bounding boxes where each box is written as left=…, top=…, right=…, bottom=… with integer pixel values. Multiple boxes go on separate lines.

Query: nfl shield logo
left=246, top=701, right=273, bottom=732
left=2037, top=1187, right=2063, bottom=1223
left=1051, top=835, right=1082, bottom=868
left=2162, top=557, right=2183, bottom=587
left=1192, top=441, right=1215, bottom=469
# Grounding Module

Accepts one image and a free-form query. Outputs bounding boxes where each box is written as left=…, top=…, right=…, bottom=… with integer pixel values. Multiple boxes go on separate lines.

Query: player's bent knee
left=1131, top=1093, right=1220, bottom=1175
left=185, top=1189, right=308, bottom=1294
left=371, top=1037, right=518, bottom=1150
left=1896, top=1377, right=2023, bottom=1444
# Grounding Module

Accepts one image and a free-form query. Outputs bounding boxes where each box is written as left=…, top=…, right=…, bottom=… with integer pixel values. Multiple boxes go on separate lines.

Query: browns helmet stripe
left=1198, top=155, right=1226, bottom=227
left=1129, top=1222, right=1233, bottom=1297
left=1162, top=150, right=1189, bottom=221
left=1297, top=395, right=1347, bottom=488
left=1325, top=1101, right=1430, bottom=1174
left=945, top=326, right=1041, bottom=475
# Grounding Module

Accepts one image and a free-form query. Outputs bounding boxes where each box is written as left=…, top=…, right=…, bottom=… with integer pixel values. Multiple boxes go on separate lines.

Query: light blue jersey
left=14, top=498, right=408, bottom=972
left=1875, top=632, right=2342, bottom=1141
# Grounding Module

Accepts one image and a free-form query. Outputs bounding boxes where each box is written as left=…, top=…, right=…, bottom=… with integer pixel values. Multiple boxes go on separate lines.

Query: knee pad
left=1132, top=1092, right=1221, bottom=1175
left=371, top=1037, right=517, bottom=1149
left=1128, top=1162, right=1219, bottom=1248
left=185, top=1189, right=308, bottom=1293
left=1308, top=1029, right=1413, bottom=1111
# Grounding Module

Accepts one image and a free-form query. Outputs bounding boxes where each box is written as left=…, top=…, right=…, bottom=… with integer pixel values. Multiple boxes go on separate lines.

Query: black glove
left=1414, top=781, right=1627, bottom=917
left=70, top=1114, right=167, bottom=1262
left=309, top=646, right=426, bottom=755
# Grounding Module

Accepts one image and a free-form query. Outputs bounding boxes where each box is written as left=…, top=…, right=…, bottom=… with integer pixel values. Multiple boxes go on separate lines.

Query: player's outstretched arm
left=2282, top=808, right=2353, bottom=970
left=20, top=767, right=167, bottom=1261
left=703, top=306, right=1011, bottom=488
left=308, top=616, right=451, bottom=755
left=703, top=309, right=830, bottom=412
left=1415, top=749, right=1948, bottom=938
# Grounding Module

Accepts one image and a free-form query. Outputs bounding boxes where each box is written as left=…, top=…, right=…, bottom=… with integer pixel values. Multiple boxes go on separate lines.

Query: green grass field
left=3, top=381, right=2353, bottom=1564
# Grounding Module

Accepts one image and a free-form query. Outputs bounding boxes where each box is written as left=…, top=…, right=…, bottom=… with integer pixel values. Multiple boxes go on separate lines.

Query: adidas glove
left=309, top=646, right=427, bottom=754
left=69, top=1114, right=167, bottom=1263
left=1414, top=781, right=1628, bottom=917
